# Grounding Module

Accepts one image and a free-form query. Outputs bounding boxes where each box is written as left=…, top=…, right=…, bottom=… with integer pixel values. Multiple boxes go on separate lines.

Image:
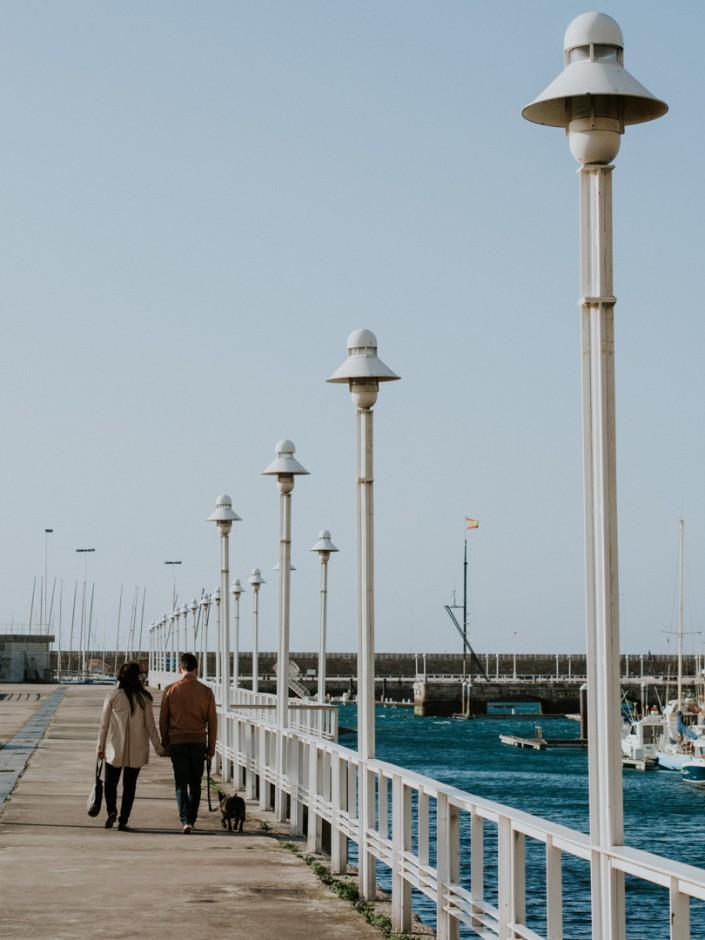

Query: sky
left=1, top=1, right=703, bottom=658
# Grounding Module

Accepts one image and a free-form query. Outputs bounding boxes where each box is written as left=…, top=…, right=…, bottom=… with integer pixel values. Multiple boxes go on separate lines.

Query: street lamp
left=212, top=587, right=221, bottom=686
left=189, top=598, right=198, bottom=652
left=199, top=593, right=211, bottom=680
left=247, top=568, right=266, bottom=693
left=523, top=14, right=666, bottom=939
left=164, top=560, right=182, bottom=610
left=230, top=579, right=245, bottom=692
left=310, top=530, right=339, bottom=706
left=262, top=439, right=309, bottom=821
left=328, top=328, right=399, bottom=899
left=208, top=495, right=241, bottom=784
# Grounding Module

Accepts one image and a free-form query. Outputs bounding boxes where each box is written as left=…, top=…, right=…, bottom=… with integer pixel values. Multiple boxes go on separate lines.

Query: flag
left=465, top=517, right=479, bottom=530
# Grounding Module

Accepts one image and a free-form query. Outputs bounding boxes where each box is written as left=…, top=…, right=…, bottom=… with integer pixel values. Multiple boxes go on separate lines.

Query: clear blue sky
left=1, top=1, right=703, bottom=657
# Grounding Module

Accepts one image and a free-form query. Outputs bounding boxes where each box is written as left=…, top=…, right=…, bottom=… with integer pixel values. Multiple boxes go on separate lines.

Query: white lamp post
left=208, top=495, right=241, bottom=784
left=199, top=593, right=211, bottom=681
left=189, top=598, right=198, bottom=652
left=328, top=328, right=399, bottom=899
left=180, top=605, right=189, bottom=656
left=262, top=440, right=309, bottom=821
left=310, top=531, right=339, bottom=706
left=523, top=14, right=666, bottom=939
left=247, top=568, right=266, bottom=693
left=212, top=587, right=221, bottom=686
left=230, top=579, right=245, bottom=692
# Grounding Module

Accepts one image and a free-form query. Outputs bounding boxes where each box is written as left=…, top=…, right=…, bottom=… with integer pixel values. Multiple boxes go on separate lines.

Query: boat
left=682, top=736, right=705, bottom=785
left=656, top=700, right=704, bottom=771
left=621, top=706, right=668, bottom=763
left=655, top=519, right=705, bottom=770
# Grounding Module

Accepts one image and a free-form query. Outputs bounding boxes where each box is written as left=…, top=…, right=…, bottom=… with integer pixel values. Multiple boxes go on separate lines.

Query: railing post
left=436, top=792, right=459, bottom=940
left=391, top=774, right=412, bottom=935
left=546, top=836, right=563, bottom=940
left=330, top=751, right=348, bottom=874
left=670, top=876, right=690, bottom=940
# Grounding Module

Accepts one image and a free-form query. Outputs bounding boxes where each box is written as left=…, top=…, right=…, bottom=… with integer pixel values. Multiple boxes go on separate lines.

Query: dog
left=217, top=788, right=246, bottom=832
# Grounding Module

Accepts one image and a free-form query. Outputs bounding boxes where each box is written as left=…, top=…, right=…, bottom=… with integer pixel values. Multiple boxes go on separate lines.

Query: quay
left=0, top=684, right=421, bottom=940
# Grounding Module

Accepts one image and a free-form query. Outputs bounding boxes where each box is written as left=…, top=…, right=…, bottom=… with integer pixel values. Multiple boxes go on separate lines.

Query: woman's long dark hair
left=117, top=661, right=153, bottom=714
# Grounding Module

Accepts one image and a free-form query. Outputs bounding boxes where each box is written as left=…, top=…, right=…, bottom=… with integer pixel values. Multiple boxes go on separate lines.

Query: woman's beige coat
left=97, top=687, right=164, bottom=767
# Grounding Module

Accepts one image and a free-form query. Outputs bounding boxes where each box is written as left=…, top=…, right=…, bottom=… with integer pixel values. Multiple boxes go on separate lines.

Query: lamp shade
left=310, top=530, right=339, bottom=554
left=327, top=329, right=400, bottom=384
left=522, top=12, right=667, bottom=128
left=207, top=494, right=242, bottom=523
left=261, top=439, right=309, bottom=477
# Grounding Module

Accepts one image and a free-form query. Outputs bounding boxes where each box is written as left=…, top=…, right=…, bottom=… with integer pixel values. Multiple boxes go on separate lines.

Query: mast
left=462, top=536, right=468, bottom=681
left=677, top=518, right=684, bottom=710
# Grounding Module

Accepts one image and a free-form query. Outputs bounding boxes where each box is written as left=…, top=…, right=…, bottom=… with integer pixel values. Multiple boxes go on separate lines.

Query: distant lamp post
left=189, top=598, right=198, bottom=652
left=212, top=587, right=221, bottom=686
left=310, top=531, right=339, bottom=706
left=523, top=13, right=666, bottom=939
left=199, top=594, right=211, bottom=680
left=164, top=560, right=182, bottom=609
left=207, top=495, right=241, bottom=705
left=247, top=568, right=266, bottom=693
left=230, top=579, right=245, bottom=691
left=262, top=439, right=309, bottom=821
left=328, top=328, right=399, bottom=900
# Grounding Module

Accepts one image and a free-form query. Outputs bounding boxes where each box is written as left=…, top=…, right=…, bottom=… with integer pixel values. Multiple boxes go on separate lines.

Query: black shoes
left=105, top=813, right=117, bottom=829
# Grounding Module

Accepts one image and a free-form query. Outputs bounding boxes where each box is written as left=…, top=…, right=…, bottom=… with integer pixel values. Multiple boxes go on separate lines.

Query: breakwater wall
left=50, top=651, right=696, bottom=717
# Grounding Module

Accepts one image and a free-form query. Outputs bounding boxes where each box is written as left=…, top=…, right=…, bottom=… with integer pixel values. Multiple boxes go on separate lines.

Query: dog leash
left=206, top=756, right=216, bottom=812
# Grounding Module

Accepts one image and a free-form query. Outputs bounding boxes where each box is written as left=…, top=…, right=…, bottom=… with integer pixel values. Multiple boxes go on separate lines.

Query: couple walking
left=96, top=653, right=217, bottom=833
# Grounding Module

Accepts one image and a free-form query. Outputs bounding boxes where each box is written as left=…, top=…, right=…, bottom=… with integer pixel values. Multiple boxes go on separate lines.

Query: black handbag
left=87, top=759, right=104, bottom=817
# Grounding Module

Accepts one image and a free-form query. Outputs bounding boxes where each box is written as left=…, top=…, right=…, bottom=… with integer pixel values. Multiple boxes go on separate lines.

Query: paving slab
left=0, top=684, right=406, bottom=940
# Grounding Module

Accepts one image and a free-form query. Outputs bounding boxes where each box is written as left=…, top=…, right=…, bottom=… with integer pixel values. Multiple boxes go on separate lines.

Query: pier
left=0, top=683, right=417, bottom=940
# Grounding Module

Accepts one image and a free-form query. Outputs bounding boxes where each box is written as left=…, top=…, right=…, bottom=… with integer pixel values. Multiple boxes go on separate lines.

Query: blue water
left=338, top=704, right=705, bottom=939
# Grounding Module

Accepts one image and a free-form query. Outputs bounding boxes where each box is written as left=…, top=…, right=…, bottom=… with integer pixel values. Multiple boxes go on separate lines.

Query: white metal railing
left=148, top=665, right=705, bottom=938
left=217, top=702, right=705, bottom=940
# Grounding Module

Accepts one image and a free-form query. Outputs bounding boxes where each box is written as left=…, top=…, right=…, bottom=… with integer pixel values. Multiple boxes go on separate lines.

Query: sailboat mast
left=463, top=536, right=467, bottom=681
left=677, top=517, right=684, bottom=710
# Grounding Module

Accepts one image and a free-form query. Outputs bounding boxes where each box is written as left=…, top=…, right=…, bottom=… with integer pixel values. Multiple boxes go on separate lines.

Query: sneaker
left=118, top=822, right=132, bottom=831
left=105, top=813, right=117, bottom=829
left=182, top=824, right=193, bottom=834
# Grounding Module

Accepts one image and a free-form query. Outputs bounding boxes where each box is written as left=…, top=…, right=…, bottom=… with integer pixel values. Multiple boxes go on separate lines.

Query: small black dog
left=217, top=788, right=246, bottom=832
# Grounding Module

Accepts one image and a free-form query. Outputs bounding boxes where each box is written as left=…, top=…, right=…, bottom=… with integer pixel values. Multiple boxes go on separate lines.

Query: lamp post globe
left=523, top=14, right=666, bottom=940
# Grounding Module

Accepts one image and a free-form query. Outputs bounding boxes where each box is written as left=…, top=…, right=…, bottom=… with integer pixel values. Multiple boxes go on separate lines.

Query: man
left=159, top=652, right=217, bottom=833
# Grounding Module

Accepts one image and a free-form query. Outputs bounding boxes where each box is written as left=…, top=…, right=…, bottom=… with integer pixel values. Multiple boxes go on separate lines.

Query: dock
left=0, top=683, right=429, bottom=939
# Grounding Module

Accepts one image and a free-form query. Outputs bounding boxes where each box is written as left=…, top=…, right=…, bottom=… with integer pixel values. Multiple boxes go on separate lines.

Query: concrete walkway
left=0, top=683, right=418, bottom=940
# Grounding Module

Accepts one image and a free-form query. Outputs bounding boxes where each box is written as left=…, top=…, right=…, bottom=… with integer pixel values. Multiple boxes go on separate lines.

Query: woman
left=96, top=661, right=166, bottom=830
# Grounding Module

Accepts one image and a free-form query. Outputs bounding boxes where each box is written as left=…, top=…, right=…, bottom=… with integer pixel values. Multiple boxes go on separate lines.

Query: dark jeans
left=104, top=763, right=141, bottom=825
left=169, top=743, right=207, bottom=825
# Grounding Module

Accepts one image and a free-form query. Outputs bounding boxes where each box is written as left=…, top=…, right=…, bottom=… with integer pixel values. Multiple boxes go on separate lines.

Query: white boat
left=621, top=708, right=669, bottom=762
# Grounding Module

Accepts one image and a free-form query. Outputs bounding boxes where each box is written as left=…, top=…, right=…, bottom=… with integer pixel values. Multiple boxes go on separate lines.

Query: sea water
left=338, top=704, right=705, bottom=939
